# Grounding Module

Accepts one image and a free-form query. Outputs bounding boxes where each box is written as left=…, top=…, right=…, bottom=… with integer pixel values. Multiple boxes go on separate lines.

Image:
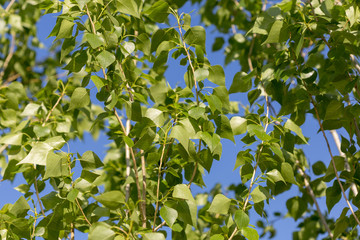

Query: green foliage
left=1, top=0, right=360, bottom=239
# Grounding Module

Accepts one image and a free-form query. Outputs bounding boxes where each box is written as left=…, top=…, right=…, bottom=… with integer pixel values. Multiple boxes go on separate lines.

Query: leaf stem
left=42, top=88, right=66, bottom=126
left=86, top=4, right=96, bottom=34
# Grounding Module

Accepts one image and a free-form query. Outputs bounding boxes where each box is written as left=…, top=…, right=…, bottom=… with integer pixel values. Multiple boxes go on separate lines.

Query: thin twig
left=42, top=90, right=66, bottom=126
left=113, top=108, right=146, bottom=225
left=188, top=139, right=202, bottom=188
left=176, top=13, right=199, bottom=105
left=86, top=4, right=96, bottom=34
left=0, top=144, right=8, bottom=155
left=125, top=120, right=131, bottom=202
left=247, top=35, right=256, bottom=72
left=34, top=176, right=45, bottom=216
left=297, top=163, right=333, bottom=239
left=154, top=220, right=166, bottom=231
left=5, top=0, right=15, bottom=12
left=75, top=198, right=92, bottom=226
left=152, top=136, right=170, bottom=231
left=140, top=149, right=147, bottom=228
left=70, top=223, right=75, bottom=240
left=0, top=32, right=16, bottom=81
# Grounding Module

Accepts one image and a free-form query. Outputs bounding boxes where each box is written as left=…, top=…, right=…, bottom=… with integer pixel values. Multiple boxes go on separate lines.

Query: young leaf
left=160, top=206, right=178, bottom=227
left=234, top=209, right=249, bottom=230
left=184, top=26, right=206, bottom=52
left=94, top=191, right=125, bottom=209
left=207, top=194, right=231, bottom=215
left=241, top=227, right=259, bottom=240
left=69, top=87, right=90, bottom=110
left=173, top=184, right=195, bottom=202
left=251, top=186, right=272, bottom=203
left=96, top=50, right=116, bottom=68
left=284, top=119, right=307, bottom=144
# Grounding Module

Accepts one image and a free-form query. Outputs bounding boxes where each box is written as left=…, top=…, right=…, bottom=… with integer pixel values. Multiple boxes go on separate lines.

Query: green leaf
left=84, top=33, right=105, bottom=49
left=69, top=87, right=90, bottom=110
left=281, top=162, right=297, bottom=184
left=210, top=234, right=224, bottom=240
left=324, top=100, right=344, bottom=120
left=80, top=151, right=104, bottom=170
left=184, top=26, right=206, bottom=52
left=234, top=209, right=249, bottom=230
left=41, top=192, right=61, bottom=210
left=9, top=196, right=30, bottom=218
left=215, top=115, right=235, bottom=143
left=61, top=37, right=75, bottom=62
left=326, top=181, right=341, bottom=213
left=67, top=188, right=79, bottom=202
left=94, top=191, right=125, bottom=209
left=263, top=20, right=285, bottom=44
left=207, top=194, right=231, bottom=215
left=286, top=197, right=306, bottom=220
left=234, top=150, right=254, bottom=170
left=96, top=50, right=116, bottom=68
left=208, top=65, right=225, bottom=86
left=88, top=222, right=115, bottom=240
left=241, top=227, right=259, bottom=240
left=144, top=0, right=169, bottom=23
left=76, top=0, right=90, bottom=9
left=64, top=50, right=88, bottom=72
left=116, top=0, right=142, bottom=18
left=199, top=132, right=220, bottom=154
left=45, top=136, right=66, bottom=149
left=247, top=124, right=271, bottom=141
left=266, top=169, right=285, bottom=183
left=229, top=71, right=255, bottom=94
left=312, top=161, right=327, bottom=175
left=18, top=142, right=53, bottom=166
left=194, top=68, right=209, bottom=81
left=91, top=75, right=105, bottom=91
left=143, top=233, right=165, bottom=240
left=121, top=41, right=135, bottom=57
left=284, top=119, right=307, bottom=144
left=21, top=103, right=41, bottom=117
left=173, top=184, right=195, bottom=202
left=44, top=152, right=68, bottom=179
left=251, top=186, right=271, bottom=203
left=230, top=117, right=247, bottom=135
left=55, top=19, right=74, bottom=40
left=160, top=206, right=178, bottom=227
left=0, top=133, right=23, bottom=145
left=145, top=108, right=165, bottom=127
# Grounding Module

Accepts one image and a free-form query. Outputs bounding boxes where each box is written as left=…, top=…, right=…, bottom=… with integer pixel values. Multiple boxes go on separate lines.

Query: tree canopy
left=1, top=0, right=360, bottom=239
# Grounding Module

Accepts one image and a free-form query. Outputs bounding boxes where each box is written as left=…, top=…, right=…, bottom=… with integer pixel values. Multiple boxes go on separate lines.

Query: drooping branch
left=34, top=176, right=45, bottom=216
left=0, top=32, right=16, bottom=81
left=229, top=94, right=270, bottom=240
left=297, top=162, right=333, bottom=238
left=308, top=94, right=360, bottom=227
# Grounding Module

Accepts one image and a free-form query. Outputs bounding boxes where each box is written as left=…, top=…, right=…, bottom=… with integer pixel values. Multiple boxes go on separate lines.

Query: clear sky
left=0, top=1, right=350, bottom=239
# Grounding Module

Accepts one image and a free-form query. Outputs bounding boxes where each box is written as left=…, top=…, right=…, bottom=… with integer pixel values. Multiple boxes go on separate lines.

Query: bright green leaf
left=234, top=209, right=249, bottom=230
left=207, top=194, right=231, bottom=215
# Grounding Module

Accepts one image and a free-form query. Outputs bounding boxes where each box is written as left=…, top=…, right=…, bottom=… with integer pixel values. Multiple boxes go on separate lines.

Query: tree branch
left=308, top=94, right=360, bottom=227
left=125, top=120, right=131, bottom=202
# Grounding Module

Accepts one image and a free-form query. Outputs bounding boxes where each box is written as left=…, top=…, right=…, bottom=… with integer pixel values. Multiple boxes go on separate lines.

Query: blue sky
left=0, top=1, right=352, bottom=239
